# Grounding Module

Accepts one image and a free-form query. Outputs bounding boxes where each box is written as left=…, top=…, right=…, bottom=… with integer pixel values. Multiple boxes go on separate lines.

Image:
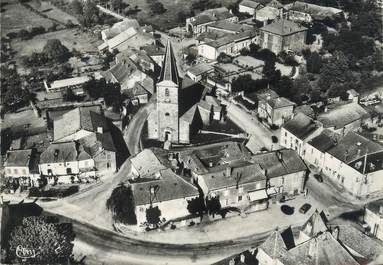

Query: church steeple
left=159, top=39, right=179, bottom=85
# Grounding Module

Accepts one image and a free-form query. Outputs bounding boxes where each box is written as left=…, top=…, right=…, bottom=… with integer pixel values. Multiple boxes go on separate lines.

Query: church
left=147, top=40, right=204, bottom=144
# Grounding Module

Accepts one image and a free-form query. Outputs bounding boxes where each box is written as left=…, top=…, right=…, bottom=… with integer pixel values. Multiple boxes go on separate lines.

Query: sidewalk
left=117, top=193, right=325, bottom=244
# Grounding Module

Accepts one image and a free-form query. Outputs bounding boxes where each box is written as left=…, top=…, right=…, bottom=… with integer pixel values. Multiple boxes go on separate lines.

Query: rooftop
left=283, top=113, right=320, bottom=140
left=102, top=18, right=140, bottom=40
left=251, top=149, right=307, bottom=178
left=40, top=142, right=78, bottom=164
left=294, top=104, right=315, bottom=118
left=4, top=149, right=32, bottom=167
left=46, top=76, right=92, bottom=89
left=130, top=149, right=167, bottom=177
left=267, top=97, right=295, bottom=109
left=187, top=63, right=214, bottom=76
left=159, top=40, right=179, bottom=85
left=130, top=169, right=199, bottom=206
left=260, top=19, right=307, bottom=36
left=285, top=1, right=343, bottom=20
left=326, top=132, right=383, bottom=174
left=240, top=0, right=263, bottom=9
left=207, top=20, right=253, bottom=33
left=318, top=102, right=370, bottom=130
left=307, top=129, right=341, bottom=153
left=206, top=30, right=257, bottom=48
left=233, top=55, right=265, bottom=69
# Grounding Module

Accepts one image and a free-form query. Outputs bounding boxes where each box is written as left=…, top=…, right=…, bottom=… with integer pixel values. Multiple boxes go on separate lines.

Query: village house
left=317, top=102, right=370, bottom=136
left=280, top=113, right=323, bottom=157
left=238, top=0, right=265, bottom=15
left=186, top=7, right=238, bottom=36
left=258, top=19, right=307, bottom=54
left=255, top=0, right=284, bottom=24
left=98, top=22, right=155, bottom=53
left=347, top=89, right=360, bottom=103
left=197, top=95, right=223, bottom=124
left=147, top=40, right=205, bottom=144
left=38, top=141, right=96, bottom=184
left=102, top=56, right=153, bottom=92
left=186, top=63, right=214, bottom=82
left=251, top=149, right=307, bottom=200
left=206, top=20, right=253, bottom=35
left=43, top=75, right=92, bottom=95
left=258, top=96, right=295, bottom=128
left=322, top=132, right=383, bottom=197
left=140, top=45, right=165, bottom=69
left=52, top=106, right=117, bottom=172
left=129, top=168, right=199, bottom=229
left=198, top=30, right=258, bottom=60
left=285, top=1, right=343, bottom=23
left=256, top=210, right=381, bottom=265
left=4, top=149, right=40, bottom=187
left=180, top=142, right=269, bottom=211
left=303, top=129, right=340, bottom=168
left=365, top=199, right=383, bottom=241
left=233, top=55, right=265, bottom=72
left=130, top=148, right=167, bottom=178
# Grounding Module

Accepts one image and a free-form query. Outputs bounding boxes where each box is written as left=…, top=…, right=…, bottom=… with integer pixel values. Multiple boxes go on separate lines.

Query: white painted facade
left=365, top=207, right=383, bottom=241
left=280, top=126, right=323, bottom=157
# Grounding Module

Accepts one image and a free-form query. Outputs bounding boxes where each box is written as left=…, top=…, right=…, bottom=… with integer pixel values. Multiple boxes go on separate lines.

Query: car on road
left=313, top=174, right=323, bottom=183
left=299, top=203, right=312, bottom=214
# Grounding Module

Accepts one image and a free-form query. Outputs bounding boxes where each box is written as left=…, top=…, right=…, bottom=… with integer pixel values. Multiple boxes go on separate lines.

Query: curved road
left=124, top=99, right=156, bottom=155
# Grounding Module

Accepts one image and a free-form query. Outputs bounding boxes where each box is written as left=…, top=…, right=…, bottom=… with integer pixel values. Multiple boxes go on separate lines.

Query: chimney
left=332, top=226, right=339, bottom=240
left=209, top=161, right=213, bottom=168
left=226, top=166, right=232, bottom=177
left=357, top=149, right=361, bottom=157
left=97, top=126, right=103, bottom=134
left=240, top=253, right=245, bottom=263
left=324, top=106, right=328, bottom=112
left=277, top=151, right=283, bottom=161
left=150, top=186, right=155, bottom=194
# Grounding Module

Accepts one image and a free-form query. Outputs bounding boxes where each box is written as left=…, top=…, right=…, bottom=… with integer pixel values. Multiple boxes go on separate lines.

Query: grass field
left=1, top=0, right=54, bottom=36
left=11, top=28, right=102, bottom=57
left=28, top=0, right=79, bottom=25
left=124, top=0, right=237, bottom=30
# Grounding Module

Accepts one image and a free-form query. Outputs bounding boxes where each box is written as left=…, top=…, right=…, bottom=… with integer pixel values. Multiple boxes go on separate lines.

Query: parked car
left=313, top=174, right=323, bottom=183
left=299, top=203, right=312, bottom=214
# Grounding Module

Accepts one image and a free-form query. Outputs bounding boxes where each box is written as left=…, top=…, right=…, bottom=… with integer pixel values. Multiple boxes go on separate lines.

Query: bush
left=28, top=186, right=79, bottom=198
left=272, top=136, right=278, bottom=143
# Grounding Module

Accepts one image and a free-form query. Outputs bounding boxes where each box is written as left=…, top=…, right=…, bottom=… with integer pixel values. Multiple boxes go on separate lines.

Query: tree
left=351, top=9, right=382, bottom=40
left=42, top=39, right=71, bottom=63
left=263, top=60, right=281, bottom=84
left=231, top=75, right=267, bottom=93
left=239, top=47, right=250, bottom=56
left=273, top=76, right=293, bottom=99
left=206, top=196, right=221, bottom=217
left=106, top=183, right=137, bottom=224
left=187, top=197, right=205, bottom=216
left=71, top=0, right=83, bottom=15
left=9, top=216, right=74, bottom=263
left=291, top=75, right=311, bottom=104
left=81, top=0, right=100, bottom=27
left=306, top=52, right=322, bottom=74
left=217, top=52, right=232, bottom=63
left=318, top=51, right=351, bottom=91
left=111, top=0, right=123, bottom=11
left=146, top=206, right=161, bottom=227
left=146, top=0, right=166, bottom=15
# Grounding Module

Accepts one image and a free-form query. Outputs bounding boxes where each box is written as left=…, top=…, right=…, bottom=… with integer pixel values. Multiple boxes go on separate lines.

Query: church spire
left=159, top=39, right=179, bottom=85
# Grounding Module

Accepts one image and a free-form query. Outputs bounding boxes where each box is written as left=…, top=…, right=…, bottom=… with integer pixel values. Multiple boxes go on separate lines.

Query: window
left=85, top=161, right=89, bottom=167
left=13, top=169, right=18, bottom=174
left=285, top=132, right=287, bottom=137
left=341, top=177, right=344, bottom=184
left=238, top=187, right=243, bottom=193
left=238, top=195, right=242, bottom=201
left=22, top=169, right=27, bottom=175
left=165, top=112, right=170, bottom=117
left=7, top=169, right=11, bottom=174
left=165, top=88, right=169, bottom=97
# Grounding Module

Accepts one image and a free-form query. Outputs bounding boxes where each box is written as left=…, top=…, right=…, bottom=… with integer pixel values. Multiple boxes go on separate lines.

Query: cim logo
left=16, top=245, right=37, bottom=259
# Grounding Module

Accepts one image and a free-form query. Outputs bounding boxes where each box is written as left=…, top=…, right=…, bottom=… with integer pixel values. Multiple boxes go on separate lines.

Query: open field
left=123, top=0, right=237, bottom=30
left=28, top=0, right=79, bottom=25
left=11, top=28, right=102, bottom=62
left=1, top=0, right=53, bottom=37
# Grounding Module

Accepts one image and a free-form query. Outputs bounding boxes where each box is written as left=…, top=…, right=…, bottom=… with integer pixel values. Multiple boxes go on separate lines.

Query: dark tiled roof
left=260, top=19, right=307, bottom=36
left=130, top=149, right=166, bottom=177
left=130, top=169, right=199, bottom=206
left=286, top=1, right=343, bottom=19
left=240, top=0, right=263, bottom=9
left=329, top=224, right=383, bottom=261
left=294, top=104, right=315, bottom=118
left=251, top=149, right=307, bottom=178
left=105, top=58, right=138, bottom=84
left=158, top=40, right=179, bottom=85
left=260, top=229, right=289, bottom=259
left=78, top=132, right=116, bottom=157
left=267, top=97, right=295, bottom=109
left=318, top=102, right=370, bottom=130
left=283, top=113, right=320, bottom=140
left=187, top=63, right=214, bottom=76
left=5, top=149, right=32, bottom=167
left=206, top=30, right=257, bottom=48
left=300, top=210, right=328, bottom=238
left=307, top=129, right=340, bottom=153
left=326, top=132, right=383, bottom=173
left=40, top=142, right=77, bottom=164
left=180, top=104, right=199, bottom=124
left=208, top=20, right=253, bottom=33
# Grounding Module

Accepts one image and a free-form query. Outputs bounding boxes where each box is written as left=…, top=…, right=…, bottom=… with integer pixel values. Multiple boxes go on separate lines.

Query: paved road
left=124, top=100, right=156, bottom=155
left=224, top=100, right=280, bottom=151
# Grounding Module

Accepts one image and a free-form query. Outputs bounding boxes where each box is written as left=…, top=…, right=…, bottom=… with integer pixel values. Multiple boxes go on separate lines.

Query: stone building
left=258, top=19, right=307, bottom=54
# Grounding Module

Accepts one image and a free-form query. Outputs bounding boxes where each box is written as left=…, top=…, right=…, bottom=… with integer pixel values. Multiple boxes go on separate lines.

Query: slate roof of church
left=159, top=40, right=179, bottom=85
